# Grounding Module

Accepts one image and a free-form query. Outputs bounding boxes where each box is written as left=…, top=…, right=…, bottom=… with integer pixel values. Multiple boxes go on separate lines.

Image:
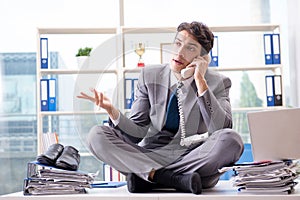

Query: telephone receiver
left=181, top=67, right=195, bottom=79
left=180, top=54, right=211, bottom=79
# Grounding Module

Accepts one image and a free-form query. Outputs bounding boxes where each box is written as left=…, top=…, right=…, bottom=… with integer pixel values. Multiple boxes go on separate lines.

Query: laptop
left=247, top=108, right=300, bottom=161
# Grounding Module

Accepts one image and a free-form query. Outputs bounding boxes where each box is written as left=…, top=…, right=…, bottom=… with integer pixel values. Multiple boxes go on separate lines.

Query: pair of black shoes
left=126, top=169, right=202, bottom=194
left=36, top=143, right=80, bottom=171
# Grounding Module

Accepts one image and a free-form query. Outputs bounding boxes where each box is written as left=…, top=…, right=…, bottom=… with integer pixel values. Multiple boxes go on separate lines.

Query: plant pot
left=76, top=56, right=89, bottom=68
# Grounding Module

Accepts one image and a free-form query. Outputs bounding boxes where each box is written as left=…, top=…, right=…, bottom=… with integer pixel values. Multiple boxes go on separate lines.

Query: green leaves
left=76, top=47, right=92, bottom=57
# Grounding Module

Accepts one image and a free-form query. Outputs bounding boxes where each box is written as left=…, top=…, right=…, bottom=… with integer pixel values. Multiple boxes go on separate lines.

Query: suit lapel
left=152, top=65, right=171, bottom=130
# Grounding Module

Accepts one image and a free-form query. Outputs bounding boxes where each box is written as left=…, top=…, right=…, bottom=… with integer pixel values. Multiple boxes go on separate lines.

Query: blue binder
left=274, top=75, right=282, bottom=106
left=124, top=78, right=133, bottom=109
left=48, top=78, right=56, bottom=111
left=265, top=75, right=275, bottom=106
left=209, top=35, right=218, bottom=67
left=272, top=33, right=281, bottom=64
left=102, top=120, right=109, bottom=126
left=40, top=38, right=48, bottom=69
left=265, top=75, right=282, bottom=107
left=263, top=34, right=273, bottom=65
left=132, top=78, right=138, bottom=101
left=124, top=78, right=138, bottom=109
left=40, top=79, right=49, bottom=111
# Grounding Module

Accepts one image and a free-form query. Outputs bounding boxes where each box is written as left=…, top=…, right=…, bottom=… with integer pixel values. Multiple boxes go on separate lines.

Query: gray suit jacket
left=117, top=64, right=232, bottom=147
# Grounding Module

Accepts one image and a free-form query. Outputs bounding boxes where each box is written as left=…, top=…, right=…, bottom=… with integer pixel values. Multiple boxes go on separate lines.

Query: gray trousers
left=87, top=126, right=244, bottom=188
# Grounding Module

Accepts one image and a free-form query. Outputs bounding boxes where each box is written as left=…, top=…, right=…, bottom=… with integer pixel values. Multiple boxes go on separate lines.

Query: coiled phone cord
left=175, top=81, right=186, bottom=146
left=176, top=81, right=209, bottom=147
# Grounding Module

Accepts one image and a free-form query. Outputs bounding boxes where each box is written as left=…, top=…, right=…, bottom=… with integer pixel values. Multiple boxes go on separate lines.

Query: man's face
left=170, top=30, right=202, bottom=73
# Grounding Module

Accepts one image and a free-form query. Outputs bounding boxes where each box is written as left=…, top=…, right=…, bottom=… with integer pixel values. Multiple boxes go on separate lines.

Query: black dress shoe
left=55, top=146, right=80, bottom=171
left=126, top=173, right=154, bottom=193
left=36, top=143, right=64, bottom=166
left=153, top=169, right=202, bottom=194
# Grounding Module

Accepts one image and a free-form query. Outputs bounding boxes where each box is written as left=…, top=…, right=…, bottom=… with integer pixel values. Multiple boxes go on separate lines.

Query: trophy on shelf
left=134, top=43, right=145, bottom=67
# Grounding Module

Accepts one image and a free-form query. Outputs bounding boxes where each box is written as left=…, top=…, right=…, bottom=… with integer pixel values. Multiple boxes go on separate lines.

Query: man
left=78, top=21, right=244, bottom=194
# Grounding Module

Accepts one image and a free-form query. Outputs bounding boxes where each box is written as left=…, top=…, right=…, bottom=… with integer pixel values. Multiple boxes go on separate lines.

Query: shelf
left=210, top=65, right=282, bottom=72
left=122, top=67, right=142, bottom=73
left=232, top=106, right=285, bottom=112
left=40, top=107, right=285, bottom=117
left=210, top=24, right=280, bottom=32
left=37, top=27, right=117, bottom=34
left=121, top=24, right=280, bottom=34
left=40, top=110, right=107, bottom=116
left=39, top=69, right=117, bottom=75
left=120, top=65, right=282, bottom=73
left=122, top=27, right=176, bottom=34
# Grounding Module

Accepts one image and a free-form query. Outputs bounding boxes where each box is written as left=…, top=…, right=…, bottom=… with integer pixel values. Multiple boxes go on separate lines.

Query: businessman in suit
left=78, top=21, right=244, bottom=194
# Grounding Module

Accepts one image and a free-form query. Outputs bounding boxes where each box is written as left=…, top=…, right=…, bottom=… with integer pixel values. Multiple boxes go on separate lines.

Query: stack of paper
left=229, top=161, right=299, bottom=194
left=23, top=161, right=95, bottom=195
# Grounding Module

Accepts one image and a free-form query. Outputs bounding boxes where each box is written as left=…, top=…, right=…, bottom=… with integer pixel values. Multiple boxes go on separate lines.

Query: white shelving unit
left=36, top=24, right=284, bottom=152
left=36, top=28, right=119, bottom=154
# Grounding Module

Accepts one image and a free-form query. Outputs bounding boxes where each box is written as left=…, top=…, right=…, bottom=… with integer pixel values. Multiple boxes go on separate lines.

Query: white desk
left=2, top=181, right=300, bottom=200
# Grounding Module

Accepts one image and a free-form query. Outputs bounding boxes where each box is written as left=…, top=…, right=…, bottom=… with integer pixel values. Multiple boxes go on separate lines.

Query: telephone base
left=180, top=132, right=209, bottom=147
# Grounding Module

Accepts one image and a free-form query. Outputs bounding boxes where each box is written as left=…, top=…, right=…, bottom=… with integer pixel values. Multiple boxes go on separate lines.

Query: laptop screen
left=247, top=108, right=300, bottom=161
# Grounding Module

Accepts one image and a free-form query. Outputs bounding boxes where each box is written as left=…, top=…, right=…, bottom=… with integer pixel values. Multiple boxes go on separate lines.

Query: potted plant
left=76, top=47, right=92, bottom=67
left=76, top=47, right=92, bottom=57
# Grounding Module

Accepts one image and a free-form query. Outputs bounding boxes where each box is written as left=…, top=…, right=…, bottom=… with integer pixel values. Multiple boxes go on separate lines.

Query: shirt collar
left=171, top=71, right=193, bottom=89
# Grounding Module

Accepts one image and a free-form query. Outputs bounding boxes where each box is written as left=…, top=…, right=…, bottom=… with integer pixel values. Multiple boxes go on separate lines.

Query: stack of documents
left=220, top=160, right=299, bottom=194
left=23, top=161, right=95, bottom=195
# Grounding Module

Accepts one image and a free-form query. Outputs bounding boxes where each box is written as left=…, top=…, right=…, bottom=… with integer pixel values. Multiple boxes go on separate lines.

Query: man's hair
left=177, top=21, right=214, bottom=55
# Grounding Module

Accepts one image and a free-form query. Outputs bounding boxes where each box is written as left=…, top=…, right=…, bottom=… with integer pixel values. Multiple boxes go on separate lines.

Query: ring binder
left=40, top=79, right=49, bottom=111
left=265, top=75, right=282, bottom=107
left=40, top=38, right=48, bottom=69
left=48, top=78, right=57, bottom=111
left=272, top=34, right=281, bottom=64
left=124, top=78, right=133, bottom=109
left=263, top=33, right=281, bottom=65
left=263, top=34, right=273, bottom=65
left=209, top=35, right=218, bottom=67
left=124, top=78, right=138, bottom=109
left=40, top=78, right=57, bottom=111
left=274, top=75, right=282, bottom=106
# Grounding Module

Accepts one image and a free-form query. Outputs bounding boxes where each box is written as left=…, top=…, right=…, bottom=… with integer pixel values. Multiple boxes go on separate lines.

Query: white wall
left=286, top=0, right=300, bottom=106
